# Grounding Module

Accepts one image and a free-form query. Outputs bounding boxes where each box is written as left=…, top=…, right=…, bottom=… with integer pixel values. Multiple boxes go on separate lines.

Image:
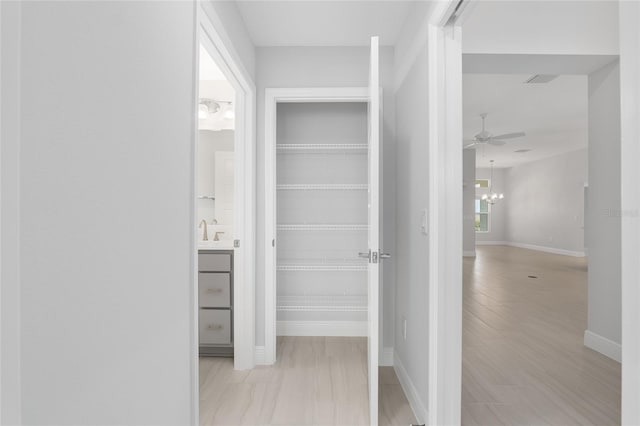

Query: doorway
left=196, top=0, right=257, bottom=373
left=196, top=43, right=236, bottom=361
left=273, top=101, right=370, bottom=338
left=263, top=87, right=373, bottom=362
left=429, top=1, right=638, bottom=424
left=263, top=87, right=381, bottom=423
left=196, top=4, right=257, bottom=424
left=263, top=39, right=383, bottom=423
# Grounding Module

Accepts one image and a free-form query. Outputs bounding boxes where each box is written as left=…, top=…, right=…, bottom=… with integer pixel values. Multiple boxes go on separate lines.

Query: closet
left=275, top=102, right=369, bottom=328
left=265, top=36, right=381, bottom=425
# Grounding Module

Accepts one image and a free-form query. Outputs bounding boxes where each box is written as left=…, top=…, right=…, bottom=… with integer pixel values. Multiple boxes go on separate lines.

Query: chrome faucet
left=199, top=219, right=208, bottom=241
left=214, top=231, right=225, bottom=241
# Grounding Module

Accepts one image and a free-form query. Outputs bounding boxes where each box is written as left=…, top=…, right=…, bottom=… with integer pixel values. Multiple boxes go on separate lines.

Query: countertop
left=198, top=241, right=234, bottom=250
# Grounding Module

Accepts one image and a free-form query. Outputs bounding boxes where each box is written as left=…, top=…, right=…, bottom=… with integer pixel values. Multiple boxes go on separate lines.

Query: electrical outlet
left=403, top=318, right=407, bottom=340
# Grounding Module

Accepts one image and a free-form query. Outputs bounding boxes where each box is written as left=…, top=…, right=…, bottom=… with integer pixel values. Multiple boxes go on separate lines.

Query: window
left=475, top=179, right=490, bottom=232
left=475, top=179, right=489, bottom=189
left=475, top=198, right=490, bottom=232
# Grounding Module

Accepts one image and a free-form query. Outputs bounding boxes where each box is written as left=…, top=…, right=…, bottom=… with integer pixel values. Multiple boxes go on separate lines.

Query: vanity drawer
left=199, top=273, right=231, bottom=308
left=198, top=253, right=231, bottom=272
left=199, top=310, right=231, bottom=345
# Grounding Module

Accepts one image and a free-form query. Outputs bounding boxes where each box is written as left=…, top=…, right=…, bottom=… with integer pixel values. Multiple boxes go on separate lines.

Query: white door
left=367, top=35, right=381, bottom=426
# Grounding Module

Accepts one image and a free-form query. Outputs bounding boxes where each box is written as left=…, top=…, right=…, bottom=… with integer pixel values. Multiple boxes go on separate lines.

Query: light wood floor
left=199, top=336, right=416, bottom=426
left=462, top=246, right=621, bottom=425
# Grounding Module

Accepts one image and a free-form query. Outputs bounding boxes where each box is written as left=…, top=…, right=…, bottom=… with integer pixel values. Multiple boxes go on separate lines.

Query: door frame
left=197, top=0, right=256, bottom=376
left=432, top=1, right=640, bottom=425
left=426, top=13, right=464, bottom=426
left=619, top=5, right=640, bottom=422
left=263, top=87, right=369, bottom=365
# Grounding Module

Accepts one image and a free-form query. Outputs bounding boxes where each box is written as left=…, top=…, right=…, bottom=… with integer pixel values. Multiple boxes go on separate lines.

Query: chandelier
left=481, top=160, right=504, bottom=205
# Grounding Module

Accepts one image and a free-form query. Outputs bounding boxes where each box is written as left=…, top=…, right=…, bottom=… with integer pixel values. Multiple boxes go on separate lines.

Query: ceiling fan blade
left=464, top=142, right=479, bottom=149
left=492, top=132, right=525, bottom=140
left=487, top=139, right=506, bottom=146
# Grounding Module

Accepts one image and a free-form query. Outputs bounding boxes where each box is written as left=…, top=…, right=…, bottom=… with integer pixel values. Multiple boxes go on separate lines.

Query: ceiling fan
left=464, top=113, right=526, bottom=150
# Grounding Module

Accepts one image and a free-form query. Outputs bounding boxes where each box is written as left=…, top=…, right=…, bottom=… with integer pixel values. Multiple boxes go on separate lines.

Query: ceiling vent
left=514, top=149, right=532, bottom=153
left=524, top=74, right=558, bottom=84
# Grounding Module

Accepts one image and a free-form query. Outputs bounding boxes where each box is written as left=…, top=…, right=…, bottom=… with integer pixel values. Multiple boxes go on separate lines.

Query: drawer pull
left=205, top=288, right=223, bottom=294
left=207, top=324, right=223, bottom=331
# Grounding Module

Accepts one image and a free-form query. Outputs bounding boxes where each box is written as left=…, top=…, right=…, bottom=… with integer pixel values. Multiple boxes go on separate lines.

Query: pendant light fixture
left=481, top=160, right=504, bottom=205
left=198, top=98, right=234, bottom=121
left=198, top=99, right=221, bottom=120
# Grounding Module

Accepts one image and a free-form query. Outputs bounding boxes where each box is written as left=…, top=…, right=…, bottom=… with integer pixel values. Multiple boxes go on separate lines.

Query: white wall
left=475, top=167, right=507, bottom=243
left=504, top=149, right=587, bottom=254
left=394, top=45, right=430, bottom=419
left=12, top=2, right=197, bottom=423
left=393, top=1, right=436, bottom=90
left=462, top=1, right=619, bottom=56
left=587, top=60, right=621, bottom=346
left=462, top=150, right=476, bottom=255
left=255, top=46, right=397, bottom=350
left=388, top=3, right=449, bottom=421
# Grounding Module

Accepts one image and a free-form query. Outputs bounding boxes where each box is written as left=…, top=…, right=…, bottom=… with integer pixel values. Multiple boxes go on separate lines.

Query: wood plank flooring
left=199, top=336, right=416, bottom=426
left=462, top=245, right=621, bottom=426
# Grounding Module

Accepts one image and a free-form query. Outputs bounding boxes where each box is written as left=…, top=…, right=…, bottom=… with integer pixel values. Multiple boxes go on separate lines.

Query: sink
left=198, top=240, right=233, bottom=250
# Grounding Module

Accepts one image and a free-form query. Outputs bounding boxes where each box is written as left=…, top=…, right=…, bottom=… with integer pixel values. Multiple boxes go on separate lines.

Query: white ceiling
left=199, top=44, right=227, bottom=80
left=463, top=74, right=588, bottom=168
left=235, top=1, right=415, bottom=46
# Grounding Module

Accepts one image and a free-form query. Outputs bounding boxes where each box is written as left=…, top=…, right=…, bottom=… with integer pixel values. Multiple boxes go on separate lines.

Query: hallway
left=462, top=246, right=621, bottom=425
left=199, top=337, right=416, bottom=425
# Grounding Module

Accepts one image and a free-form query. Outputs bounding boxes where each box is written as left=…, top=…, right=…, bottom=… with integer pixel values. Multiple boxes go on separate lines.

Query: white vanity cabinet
left=198, top=250, right=233, bottom=356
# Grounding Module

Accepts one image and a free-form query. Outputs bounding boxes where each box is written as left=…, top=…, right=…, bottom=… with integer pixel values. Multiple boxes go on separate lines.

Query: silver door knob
left=358, top=251, right=370, bottom=259
left=380, top=252, right=391, bottom=259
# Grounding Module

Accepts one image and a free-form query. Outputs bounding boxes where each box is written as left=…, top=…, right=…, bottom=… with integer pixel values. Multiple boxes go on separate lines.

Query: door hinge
left=234, top=239, right=240, bottom=248
left=272, top=239, right=275, bottom=247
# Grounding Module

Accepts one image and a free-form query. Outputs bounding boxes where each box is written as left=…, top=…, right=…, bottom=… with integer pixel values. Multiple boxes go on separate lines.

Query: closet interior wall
left=276, top=102, right=369, bottom=327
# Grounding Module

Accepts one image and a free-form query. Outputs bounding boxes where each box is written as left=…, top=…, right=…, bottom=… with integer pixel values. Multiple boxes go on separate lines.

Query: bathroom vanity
left=198, top=248, right=233, bottom=357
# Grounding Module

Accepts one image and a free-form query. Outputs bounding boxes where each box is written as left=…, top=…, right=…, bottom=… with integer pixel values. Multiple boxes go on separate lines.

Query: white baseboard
left=463, top=250, right=476, bottom=257
left=381, top=347, right=394, bottom=366
left=507, top=241, right=585, bottom=257
left=276, top=320, right=367, bottom=337
left=254, top=346, right=266, bottom=365
left=584, top=330, right=621, bottom=362
left=393, top=353, right=428, bottom=424
left=475, top=240, right=508, bottom=246
left=476, top=241, right=585, bottom=257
